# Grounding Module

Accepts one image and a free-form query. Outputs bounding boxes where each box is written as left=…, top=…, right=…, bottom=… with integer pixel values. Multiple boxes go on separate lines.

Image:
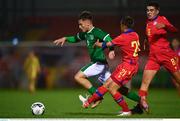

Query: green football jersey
left=66, top=27, right=112, bottom=63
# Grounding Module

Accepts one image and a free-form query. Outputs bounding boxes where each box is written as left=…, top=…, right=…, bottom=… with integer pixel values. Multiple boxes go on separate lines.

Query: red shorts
left=111, top=62, right=138, bottom=86
left=145, top=48, right=179, bottom=73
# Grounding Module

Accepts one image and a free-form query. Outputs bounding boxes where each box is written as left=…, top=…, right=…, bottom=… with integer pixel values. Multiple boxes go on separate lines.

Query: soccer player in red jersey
left=138, top=2, right=180, bottom=112
left=81, top=16, right=140, bottom=116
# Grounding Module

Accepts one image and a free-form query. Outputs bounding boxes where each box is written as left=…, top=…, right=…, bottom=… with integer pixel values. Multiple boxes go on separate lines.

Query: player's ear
left=157, top=10, right=159, bottom=15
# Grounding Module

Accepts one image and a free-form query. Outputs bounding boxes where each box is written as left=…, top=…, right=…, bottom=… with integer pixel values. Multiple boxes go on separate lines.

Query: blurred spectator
left=0, top=53, right=11, bottom=88
left=171, top=38, right=180, bottom=56
left=24, top=51, right=41, bottom=93
left=8, top=49, right=23, bottom=88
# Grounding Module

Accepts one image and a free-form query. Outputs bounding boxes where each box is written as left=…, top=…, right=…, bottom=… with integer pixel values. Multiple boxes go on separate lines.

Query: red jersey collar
left=123, top=29, right=134, bottom=34
left=148, top=15, right=159, bottom=21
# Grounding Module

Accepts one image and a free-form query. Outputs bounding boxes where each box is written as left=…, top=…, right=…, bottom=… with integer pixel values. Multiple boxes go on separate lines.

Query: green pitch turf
left=0, top=88, right=180, bottom=118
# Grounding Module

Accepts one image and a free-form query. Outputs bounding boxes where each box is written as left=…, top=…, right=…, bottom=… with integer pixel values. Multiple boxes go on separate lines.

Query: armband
left=102, top=41, right=107, bottom=50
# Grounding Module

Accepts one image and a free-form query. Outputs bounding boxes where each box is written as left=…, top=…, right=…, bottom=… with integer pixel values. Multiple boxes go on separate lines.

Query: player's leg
left=83, top=78, right=131, bottom=116
left=97, top=64, right=140, bottom=103
left=161, top=50, right=180, bottom=95
left=172, top=78, right=180, bottom=95
left=119, top=85, right=140, bottom=103
left=75, top=63, right=98, bottom=95
left=109, top=62, right=139, bottom=116
left=171, top=71, right=180, bottom=84
left=90, top=64, right=111, bottom=108
left=111, top=62, right=142, bottom=114
left=171, top=71, right=180, bottom=95
left=118, top=86, right=143, bottom=114
left=139, top=70, right=157, bottom=92
left=108, top=81, right=131, bottom=116
left=138, top=56, right=160, bottom=113
left=82, top=78, right=111, bottom=108
left=138, top=70, right=157, bottom=112
left=78, top=62, right=110, bottom=107
left=74, top=71, right=94, bottom=91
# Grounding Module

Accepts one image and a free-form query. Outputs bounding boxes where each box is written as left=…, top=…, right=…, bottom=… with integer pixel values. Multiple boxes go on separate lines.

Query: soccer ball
left=31, top=102, right=45, bottom=115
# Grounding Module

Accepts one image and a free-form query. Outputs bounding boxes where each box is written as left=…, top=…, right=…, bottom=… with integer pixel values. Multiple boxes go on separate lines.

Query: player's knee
left=74, top=74, right=85, bottom=82
left=108, top=85, right=117, bottom=95
left=109, top=88, right=116, bottom=95
left=74, top=74, right=80, bottom=82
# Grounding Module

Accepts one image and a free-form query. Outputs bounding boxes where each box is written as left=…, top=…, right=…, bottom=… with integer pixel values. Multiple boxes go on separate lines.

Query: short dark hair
left=121, top=16, right=134, bottom=28
left=78, top=11, right=93, bottom=21
left=147, top=1, right=160, bottom=10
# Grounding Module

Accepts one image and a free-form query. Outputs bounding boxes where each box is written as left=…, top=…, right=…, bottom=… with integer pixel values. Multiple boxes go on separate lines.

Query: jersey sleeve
left=66, top=32, right=86, bottom=43
left=111, top=35, right=123, bottom=46
left=94, top=28, right=112, bottom=42
left=94, top=28, right=114, bottom=50
left=161, top=16, right=178, bottom=32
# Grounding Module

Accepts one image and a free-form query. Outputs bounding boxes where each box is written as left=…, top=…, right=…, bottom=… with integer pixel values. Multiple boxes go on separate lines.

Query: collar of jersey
left=148, top=15, right=158, bottom=21
left=123, top=29, right=134, bottom=34
left=87, top=27, right=95, bottom=33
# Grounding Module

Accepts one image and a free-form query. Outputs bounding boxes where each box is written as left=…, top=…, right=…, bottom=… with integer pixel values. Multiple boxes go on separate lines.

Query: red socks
left=138, top=90, right=148, bottom=97
left=87, top=86, right=130, bottom=112
left=113, top=92, right=129, bottom=112
left=88, top=86, right=108, bottom=104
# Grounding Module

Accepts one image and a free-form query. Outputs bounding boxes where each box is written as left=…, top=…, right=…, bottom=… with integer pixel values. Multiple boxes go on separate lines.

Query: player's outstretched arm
left=161, top=16, right=178, bottom=32
left=53, top=37, right=66, bottom=47
left=156, top=17, right=178, bottom=33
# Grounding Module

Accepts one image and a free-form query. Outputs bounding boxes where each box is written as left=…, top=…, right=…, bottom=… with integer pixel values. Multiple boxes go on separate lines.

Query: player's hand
left=53, top=37, right=66, bottom=47
left=94, top=39, right=102, bottom=47
left=156, top=23, right=166, bottom=29
left=108, top=50, right=115, bottom=60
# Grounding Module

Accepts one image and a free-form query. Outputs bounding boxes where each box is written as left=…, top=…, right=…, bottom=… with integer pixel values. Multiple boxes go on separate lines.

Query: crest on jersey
left=89, top=35, right=94, bottom=40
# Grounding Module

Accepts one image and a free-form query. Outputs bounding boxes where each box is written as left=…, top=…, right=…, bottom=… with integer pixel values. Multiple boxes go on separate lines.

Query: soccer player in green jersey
left=54, top=11, right=142, bottom=111
left=54, top=11, right=114, bottom=108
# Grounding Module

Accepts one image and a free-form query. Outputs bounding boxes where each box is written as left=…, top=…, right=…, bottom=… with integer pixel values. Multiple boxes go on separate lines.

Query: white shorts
left=81, top=62, right=111, bottom=84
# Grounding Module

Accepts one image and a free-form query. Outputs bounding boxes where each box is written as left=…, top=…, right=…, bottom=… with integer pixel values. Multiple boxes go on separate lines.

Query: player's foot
left=117, top=111, right=131, bottom=116
left=83, top=101, right=90, bottom=108
left=79, top=94, right=90, bottom=108
left=91, top=98, right=103, bottom=109
left=130, top=103, right=143, bottom=114
left=140, top=97, right=149, bottom=113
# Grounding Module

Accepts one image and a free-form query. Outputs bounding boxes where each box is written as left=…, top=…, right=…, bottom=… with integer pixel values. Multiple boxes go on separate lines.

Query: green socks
left=118, top=86, right=140, bottom=102
left=88, top=86, right=97, bottom=95
left=125, top=91, right=140, bottom=102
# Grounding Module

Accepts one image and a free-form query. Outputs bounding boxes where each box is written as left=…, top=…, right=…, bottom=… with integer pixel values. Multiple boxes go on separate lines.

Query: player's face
left=78, top=19, right=89, bottom=32
left=146, top=6, right=159, bottom=20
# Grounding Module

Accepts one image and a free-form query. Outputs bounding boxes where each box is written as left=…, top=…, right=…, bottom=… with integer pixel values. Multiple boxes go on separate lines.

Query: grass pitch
left=0, top=88, right=180, bottom=118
